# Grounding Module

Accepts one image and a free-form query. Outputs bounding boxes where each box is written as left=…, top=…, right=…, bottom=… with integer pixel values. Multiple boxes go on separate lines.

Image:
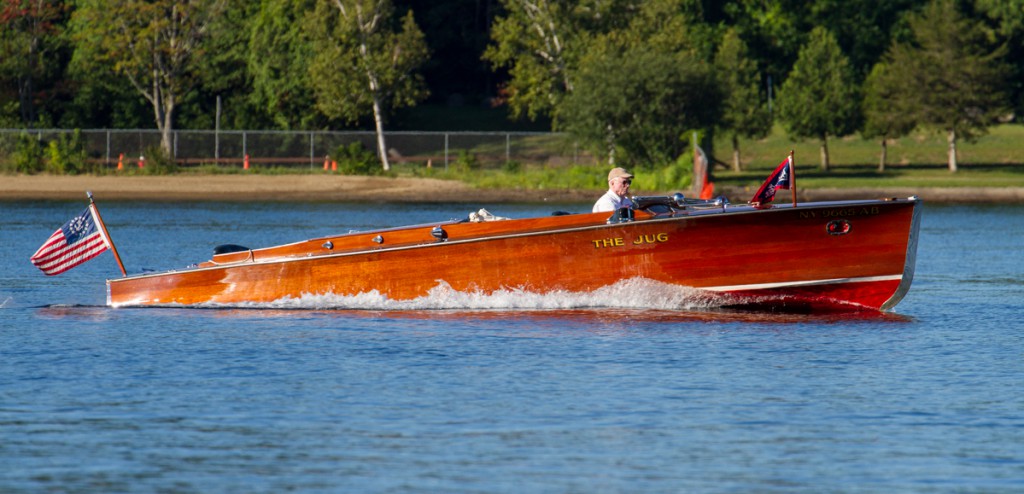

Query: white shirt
left=592, top=189, right=633, bottom=212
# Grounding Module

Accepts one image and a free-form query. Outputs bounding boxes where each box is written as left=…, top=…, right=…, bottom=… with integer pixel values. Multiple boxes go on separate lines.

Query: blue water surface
left=1, top=200, right=1022, bottom=493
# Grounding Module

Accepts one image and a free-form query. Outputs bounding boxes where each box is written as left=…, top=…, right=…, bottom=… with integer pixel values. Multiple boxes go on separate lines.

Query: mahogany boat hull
left=107, top=197, right=921, bottom=311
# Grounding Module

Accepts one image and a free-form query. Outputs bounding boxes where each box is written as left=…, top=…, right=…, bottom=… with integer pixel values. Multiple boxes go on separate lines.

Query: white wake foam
left=216, top=278, right=727, bottom=311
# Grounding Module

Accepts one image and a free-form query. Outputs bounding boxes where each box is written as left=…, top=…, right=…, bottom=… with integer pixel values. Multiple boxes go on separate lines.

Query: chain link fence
left=0, top=129, right=589, bottom=170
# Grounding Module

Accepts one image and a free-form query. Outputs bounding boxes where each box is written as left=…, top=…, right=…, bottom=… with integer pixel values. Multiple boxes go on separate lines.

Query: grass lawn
left=418, top=124, right=1024, bottom=192
left=709, top=124, right=1024, bottom=189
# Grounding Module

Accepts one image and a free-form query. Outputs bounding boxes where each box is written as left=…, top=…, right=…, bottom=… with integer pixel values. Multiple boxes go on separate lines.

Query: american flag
left=750, top=156, right=792, bottom=206
left=30, top=205, right=110, bottom=276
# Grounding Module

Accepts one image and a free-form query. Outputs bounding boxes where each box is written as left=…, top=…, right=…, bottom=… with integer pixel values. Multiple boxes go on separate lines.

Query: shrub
left=44, top=129, right=90, bottom=175
left=12, top=133, right=45, bottom=174
left=660, top=155, right=694, bottom=191
left=452, top=149, right=480, bottom=173
left=332, top=142, right=382, bottom=175
left=138, top=146, right=178, bottom=175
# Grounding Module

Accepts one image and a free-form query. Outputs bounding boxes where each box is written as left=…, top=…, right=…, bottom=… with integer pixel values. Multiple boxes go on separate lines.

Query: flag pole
left=87, top=192, right=127, bottom=277
left=692, top=131, right=702, bottom=197
left=789, top=150, right=797, bottom=207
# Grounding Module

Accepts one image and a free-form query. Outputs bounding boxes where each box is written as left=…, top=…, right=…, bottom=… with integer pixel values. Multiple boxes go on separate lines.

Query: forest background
left=2, top=0, right=1023, bottom=194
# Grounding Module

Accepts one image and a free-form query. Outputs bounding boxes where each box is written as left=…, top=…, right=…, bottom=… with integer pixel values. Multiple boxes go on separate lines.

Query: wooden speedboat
left=106, top=194, right=922, bottom=311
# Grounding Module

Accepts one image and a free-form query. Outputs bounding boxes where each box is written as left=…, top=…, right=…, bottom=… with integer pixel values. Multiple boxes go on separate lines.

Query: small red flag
left=750, top=156, right=792, bottom=206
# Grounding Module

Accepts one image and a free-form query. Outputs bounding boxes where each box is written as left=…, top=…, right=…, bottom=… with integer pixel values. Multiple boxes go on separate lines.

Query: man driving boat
left=593, top=167, right=634, bottom=212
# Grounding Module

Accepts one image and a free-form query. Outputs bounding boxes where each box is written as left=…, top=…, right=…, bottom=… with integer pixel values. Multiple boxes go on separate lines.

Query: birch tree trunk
left=371, top=85, right=391, bottom=171
left=520, top=0, right=573, bottom=94
left=878, top=139, right=887, bottom=173
left=349, top=0, right=390, bottom=171
left=161, top=94, right=175, bottom=158
left=732, top=135, right=741, bottom=172
left=947, top=129, right=958, bottom=172
left=819, top=135, right=830, bottom=171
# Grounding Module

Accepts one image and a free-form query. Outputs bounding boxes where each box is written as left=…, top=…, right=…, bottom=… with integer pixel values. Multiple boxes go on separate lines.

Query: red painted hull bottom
left=718, top=278, right=903, bottom=312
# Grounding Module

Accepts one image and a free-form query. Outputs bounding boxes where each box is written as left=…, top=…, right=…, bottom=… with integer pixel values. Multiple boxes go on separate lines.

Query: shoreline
left=1, top=174, right=1022, bottom=204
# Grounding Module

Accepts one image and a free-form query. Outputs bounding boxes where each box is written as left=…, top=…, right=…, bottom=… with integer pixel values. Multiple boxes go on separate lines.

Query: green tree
left=61, top=61, right=149, bottom=128
left=722, top=1, right=925, bottom=122
left=882, top=0, right=1009, bottom=172
left=70, top=0, right=226, bottom=156
left=714, top=27, right=771, bottom=172
left=488, top=0, right=716, bottom=166
left=483, top=0, right=632, bottom=122
left=862, top=60, right=916, bottom=172
left=806, top=0, right=924, bottom=77
left=776, top=27, right=859, bottom=171
left=308, top=0, right=429, bottom=171
left=559, top=2, right=718, bottom=167
left=0, top=0, right=69, bottom=127
left=976, top=0, right=1024, bottom=116
left=182, top=0, right=263, bottom=130
left=721, top=0, right=805, bottom=86
left=620, top=0, right=714, bottom=58
left=976, top=0, right=1024, bottom=39
left=249, top=0, right=323, bottom=130
left=561, top=44, right=717, bottom=167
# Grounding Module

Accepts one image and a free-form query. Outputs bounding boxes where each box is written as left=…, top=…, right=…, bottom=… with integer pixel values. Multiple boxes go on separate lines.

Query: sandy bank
left=1, top=174, right=1021, bottom=204
left=0, top=175, right=590, bottom=203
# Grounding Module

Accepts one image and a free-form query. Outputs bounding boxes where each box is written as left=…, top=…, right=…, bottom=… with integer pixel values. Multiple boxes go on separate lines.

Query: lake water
left=2, top=200, right=1022, bottom=493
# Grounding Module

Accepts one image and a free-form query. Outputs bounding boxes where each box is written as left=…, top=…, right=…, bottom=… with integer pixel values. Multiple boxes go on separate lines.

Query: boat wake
left=212, top=278, right=729, bottom=311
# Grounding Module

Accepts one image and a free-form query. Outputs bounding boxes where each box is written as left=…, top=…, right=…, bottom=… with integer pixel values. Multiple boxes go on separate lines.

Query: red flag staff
left=789, top=150, right=797, bottom=207
left=87, top=192, right=127, bottom=277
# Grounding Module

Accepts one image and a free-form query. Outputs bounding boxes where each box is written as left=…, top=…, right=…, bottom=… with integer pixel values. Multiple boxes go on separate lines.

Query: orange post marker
left=331, top=160, right=337, bottom=172
left=244, top=154, right=250, bottom=170
left=117, top=153, right=124, bottom=171
left=323, top=156, right=330, bottom=171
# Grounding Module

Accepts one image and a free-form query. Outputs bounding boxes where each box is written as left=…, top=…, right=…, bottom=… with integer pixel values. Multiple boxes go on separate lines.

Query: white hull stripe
left=704, top=274, right=903, bottom=292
